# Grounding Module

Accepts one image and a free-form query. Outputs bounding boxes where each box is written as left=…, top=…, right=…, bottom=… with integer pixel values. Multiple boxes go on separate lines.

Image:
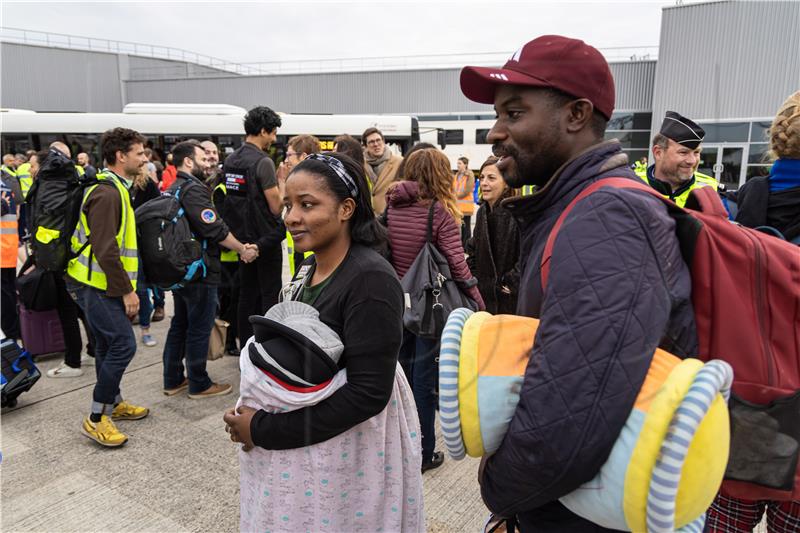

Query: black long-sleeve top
left=250, top=243, right=404, bottom=449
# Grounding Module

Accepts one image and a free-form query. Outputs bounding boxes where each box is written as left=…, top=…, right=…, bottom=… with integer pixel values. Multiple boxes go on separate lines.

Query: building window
left=623, top=149, right=650, bottom=165
left=699, top=122, right=749, bottom=143
left=604, top=131, right=650, bottom=149
left=607, top=112, right=652, bottom=131
left=750, top=121, right=772, bottom=143
left=748, top=143, right=770, bottom=164
left=444, top=129, right=464, bottom=145
left=746, top=165, right=771, bottom=181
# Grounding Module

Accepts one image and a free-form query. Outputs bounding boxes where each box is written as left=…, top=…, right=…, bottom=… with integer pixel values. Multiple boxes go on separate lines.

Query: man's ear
left=340, top=198, right=356, bottom=221
left=565, top=99, right=595, bottom=134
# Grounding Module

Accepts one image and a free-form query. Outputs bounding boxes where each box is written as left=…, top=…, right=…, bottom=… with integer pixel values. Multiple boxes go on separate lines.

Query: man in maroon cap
left=462, top=36, right=698, bottom=531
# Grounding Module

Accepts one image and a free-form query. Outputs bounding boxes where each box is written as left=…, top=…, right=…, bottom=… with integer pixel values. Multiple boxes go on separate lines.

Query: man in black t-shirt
left=220, top=106, right=286, bottom=345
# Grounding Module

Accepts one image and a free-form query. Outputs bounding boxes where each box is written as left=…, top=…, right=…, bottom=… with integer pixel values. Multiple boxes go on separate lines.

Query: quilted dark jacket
left=465, top=199, right=520, bottom=314
left=385, top=181, right=484, bottom=307
left=481, top=141, right=698, bottom=532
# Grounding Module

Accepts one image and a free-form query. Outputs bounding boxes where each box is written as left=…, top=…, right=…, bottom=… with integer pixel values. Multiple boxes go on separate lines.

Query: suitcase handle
left=12, top=351, right=36, bottom=375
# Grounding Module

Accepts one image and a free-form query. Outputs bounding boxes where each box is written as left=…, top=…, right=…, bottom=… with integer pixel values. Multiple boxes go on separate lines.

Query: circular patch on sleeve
left=200, top=209, right=217, bottom=223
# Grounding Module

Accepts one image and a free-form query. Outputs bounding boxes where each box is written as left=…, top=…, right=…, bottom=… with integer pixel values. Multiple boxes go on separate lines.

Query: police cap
left=659, top=111, right=705, bottom=150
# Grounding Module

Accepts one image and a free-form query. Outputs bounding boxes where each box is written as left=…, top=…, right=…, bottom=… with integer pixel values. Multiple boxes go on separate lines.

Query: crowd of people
left=2, top=33, right=799, bottom=533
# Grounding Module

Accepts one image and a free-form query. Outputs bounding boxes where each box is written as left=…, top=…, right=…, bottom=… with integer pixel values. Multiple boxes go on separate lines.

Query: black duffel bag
left=400, top=201, right=479, bottom=339
left=15, top=257, right=57, bottom=311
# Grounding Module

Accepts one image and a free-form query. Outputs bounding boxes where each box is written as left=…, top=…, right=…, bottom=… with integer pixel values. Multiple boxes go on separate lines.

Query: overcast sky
left=1, top=0, right=673, bottom=68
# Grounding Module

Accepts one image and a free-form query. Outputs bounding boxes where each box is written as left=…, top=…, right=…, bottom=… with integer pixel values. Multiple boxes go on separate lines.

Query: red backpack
left=541, top=177, right=800, bottom=501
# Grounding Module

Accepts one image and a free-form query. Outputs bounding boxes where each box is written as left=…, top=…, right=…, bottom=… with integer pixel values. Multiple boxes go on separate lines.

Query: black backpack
left=135, top=182, right=206, bottom=290
left=27, top=149, right=108, bottom=272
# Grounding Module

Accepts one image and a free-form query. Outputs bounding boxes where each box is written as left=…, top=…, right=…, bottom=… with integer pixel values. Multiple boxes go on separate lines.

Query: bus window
left=0, top=134, right=34, bottom=155
left=445, top=129, right=464, bottom=145
left=475, top=129, right=491, bottom=144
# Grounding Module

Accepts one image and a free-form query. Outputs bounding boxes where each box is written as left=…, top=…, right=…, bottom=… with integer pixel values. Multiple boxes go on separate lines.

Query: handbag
left=207, top=318, right=229, bottom=361
left=15, top=257, right=58, bottom=311
left=400, top=201, right=479, bottom=339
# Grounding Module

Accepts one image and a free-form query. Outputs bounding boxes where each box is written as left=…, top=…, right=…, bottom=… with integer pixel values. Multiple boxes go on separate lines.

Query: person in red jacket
left=159, top=152, right=177, bottom=191
left=385, top=147, right=484, bottom=473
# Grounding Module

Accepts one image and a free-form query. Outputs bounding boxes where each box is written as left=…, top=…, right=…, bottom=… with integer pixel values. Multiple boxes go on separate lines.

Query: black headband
left=305, top=154, right=359, bottom=198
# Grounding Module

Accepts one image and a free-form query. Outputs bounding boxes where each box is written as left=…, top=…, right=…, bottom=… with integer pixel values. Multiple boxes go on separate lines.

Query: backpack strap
left=540, top=177, right=675, bottom=290
left=426, top=200, right=437, bottom=243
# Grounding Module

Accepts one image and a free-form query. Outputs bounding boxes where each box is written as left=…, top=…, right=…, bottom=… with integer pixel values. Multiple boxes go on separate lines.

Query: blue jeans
left=162, top=284, right=217, bottom=394
left=399, top=329, right=439, bottom=463
left=66, top=282, right=137, bottom=413
left=151, top=287, right=165, bottom=309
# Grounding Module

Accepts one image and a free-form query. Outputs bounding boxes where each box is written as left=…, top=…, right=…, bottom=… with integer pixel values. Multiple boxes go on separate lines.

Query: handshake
left=240, top=243, right=259, bottom=263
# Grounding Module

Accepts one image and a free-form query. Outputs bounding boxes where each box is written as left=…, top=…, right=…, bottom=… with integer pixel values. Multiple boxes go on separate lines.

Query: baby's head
left=248, top=301, right=343, bottom=390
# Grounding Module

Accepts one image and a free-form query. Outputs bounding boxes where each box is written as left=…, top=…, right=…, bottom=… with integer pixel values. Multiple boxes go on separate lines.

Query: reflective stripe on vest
left=214, top=182, right=239, bottom=263
left=0, top=212, right=19, bottom=268
left=671, top=173, right=718, bottom=208
left=66, top=171, right=138, bottom=291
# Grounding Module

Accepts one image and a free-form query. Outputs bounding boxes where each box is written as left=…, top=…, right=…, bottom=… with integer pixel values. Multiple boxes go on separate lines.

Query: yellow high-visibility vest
left=15, top=163, right=32, bottom=199
left=66, top=171, right=138, bottom=291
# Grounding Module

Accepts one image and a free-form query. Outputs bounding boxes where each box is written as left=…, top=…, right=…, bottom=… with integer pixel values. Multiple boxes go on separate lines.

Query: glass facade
left=604, top=111, right=652, bottom=165
left=697, top=118, right=774, bottom=187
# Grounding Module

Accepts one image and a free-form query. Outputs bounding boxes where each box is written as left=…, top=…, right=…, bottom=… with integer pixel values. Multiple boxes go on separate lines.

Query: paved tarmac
left=1, top=252, right=489, bottom=533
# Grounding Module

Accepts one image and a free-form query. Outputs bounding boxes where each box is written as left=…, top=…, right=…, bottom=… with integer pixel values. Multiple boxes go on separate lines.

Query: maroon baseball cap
left=460, top=35, right=616, bottom=120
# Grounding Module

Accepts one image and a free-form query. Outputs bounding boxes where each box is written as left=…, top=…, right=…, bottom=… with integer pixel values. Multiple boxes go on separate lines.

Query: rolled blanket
left=439, top=309, right=734, bottom=532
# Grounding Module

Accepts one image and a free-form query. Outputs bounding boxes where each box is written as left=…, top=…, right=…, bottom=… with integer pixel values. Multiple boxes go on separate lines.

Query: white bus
left=417, top=113, right=497, bottom=171
left=0, top=103, right=420, bottom=165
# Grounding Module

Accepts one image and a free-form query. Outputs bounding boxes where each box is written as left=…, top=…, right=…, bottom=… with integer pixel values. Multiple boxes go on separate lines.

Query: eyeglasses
left=366, top=139, right=383, bottom=146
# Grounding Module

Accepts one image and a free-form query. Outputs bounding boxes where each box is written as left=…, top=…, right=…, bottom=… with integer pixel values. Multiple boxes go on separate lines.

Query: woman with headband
left=224, top=152, right=424, bottom=532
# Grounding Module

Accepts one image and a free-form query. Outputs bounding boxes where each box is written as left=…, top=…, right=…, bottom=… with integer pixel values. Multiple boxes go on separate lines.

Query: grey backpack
left=399, top=201, right=478, bottom=339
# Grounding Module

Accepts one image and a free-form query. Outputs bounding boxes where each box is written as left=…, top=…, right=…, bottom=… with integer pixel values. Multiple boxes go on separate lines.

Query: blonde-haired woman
left=734, top=91, right=800, bottom=244
left=384, top=147, right=484, bottom=473
left=130, top=164, right=161, bottom=346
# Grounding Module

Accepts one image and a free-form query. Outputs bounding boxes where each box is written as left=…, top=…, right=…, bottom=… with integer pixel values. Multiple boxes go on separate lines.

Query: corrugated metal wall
left=2, top=41, right=655, bottom=115
left=124, top=68, right=492, bottom=114
left=124, top=61, right=655, bottom=115
left=0, top=43, right=124, bottom=112
left=650, top=0, right=800, bottom=138
left=612, top=61, right=657, bottom=111
left=127, top=56, right=233, bottom=80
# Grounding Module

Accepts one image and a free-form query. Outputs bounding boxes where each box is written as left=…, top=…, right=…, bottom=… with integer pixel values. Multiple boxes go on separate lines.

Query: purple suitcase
left=19, top=303, right=65, bottom=356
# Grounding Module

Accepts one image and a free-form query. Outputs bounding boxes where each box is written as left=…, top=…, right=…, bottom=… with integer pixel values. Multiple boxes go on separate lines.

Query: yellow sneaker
left=111, top=401, right=150, bottom=420
left=81, top=416, right=128, bottom=447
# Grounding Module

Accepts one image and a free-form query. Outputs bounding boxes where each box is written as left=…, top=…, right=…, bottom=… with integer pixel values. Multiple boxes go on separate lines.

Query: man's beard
left=493, top=143, right=562, bottom=189
left=191, top=166, right=206, bottom=181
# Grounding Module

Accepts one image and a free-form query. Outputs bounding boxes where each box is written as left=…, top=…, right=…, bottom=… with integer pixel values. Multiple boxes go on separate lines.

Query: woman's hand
left=223, top=405, right=257, bottom=451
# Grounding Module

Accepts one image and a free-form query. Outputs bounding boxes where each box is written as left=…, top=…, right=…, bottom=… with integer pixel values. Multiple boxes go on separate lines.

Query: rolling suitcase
left=19, top=303, right=65, bottom=356
left=1, top=338, right=41, bottom=408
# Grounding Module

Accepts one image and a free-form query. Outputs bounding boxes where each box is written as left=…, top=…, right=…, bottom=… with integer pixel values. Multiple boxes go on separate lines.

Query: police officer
left=635, top=111, right=718, bottom=207
left=66, top=127, right=149, bottom=448
left=162, top=141, right=257, bottom=399
left=220, top=106, right=286, bottom=345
